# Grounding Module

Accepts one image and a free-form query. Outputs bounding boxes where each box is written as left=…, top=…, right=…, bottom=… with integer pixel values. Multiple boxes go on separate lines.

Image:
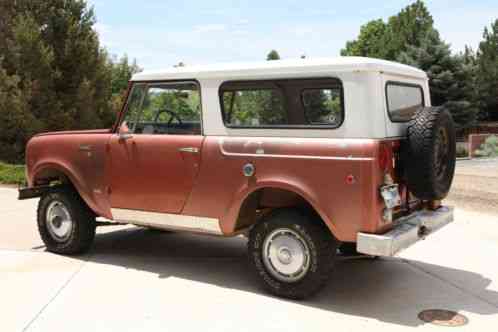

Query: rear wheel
left=248, top=209, right=338, bottom=299
left=37, top=187, right=96, bottom=255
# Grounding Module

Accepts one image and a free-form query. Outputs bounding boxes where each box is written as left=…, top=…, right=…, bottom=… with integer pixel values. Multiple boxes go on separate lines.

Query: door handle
left=178, top=147, right=199, bottom=153
left=79, top=145, right=92, bottom=152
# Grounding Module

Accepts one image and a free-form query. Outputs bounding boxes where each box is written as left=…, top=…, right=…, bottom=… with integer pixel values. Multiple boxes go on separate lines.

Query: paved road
left=1, top=160, right=498, bottom=331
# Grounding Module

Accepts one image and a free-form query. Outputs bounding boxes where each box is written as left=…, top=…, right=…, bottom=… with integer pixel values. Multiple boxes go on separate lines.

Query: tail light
left=378, top=142, right=392, bottom=173
left=378, top=140, right=402, bottom=223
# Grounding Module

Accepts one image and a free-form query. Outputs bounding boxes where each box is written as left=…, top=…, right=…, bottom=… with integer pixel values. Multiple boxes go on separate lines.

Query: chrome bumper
left=357, top=206, right=454, bottom=257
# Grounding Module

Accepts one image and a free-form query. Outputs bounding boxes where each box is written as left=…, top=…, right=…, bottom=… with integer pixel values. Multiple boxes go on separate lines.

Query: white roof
left=131, top=56, right=427, bottom=82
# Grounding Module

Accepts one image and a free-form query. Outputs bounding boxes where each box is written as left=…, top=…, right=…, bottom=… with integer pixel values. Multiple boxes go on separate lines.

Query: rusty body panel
left=26, top=131, right=389, bottom=241
left=26, top=131, right=113, bottom=219
left=182, top=137, right=385, bottom=241
left=107, top=134, right=204, bottom=213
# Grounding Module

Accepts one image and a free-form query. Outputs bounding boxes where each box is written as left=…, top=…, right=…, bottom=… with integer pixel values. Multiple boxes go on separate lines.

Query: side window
left=386, top=83, right=424, bottom=122
left=221, top=84, right=286, bottom=126
left=302, top=88, right=342, bottom=126
left=122, top=82, right=202, bottom=135
left=220, top=78, right=343, bottom=128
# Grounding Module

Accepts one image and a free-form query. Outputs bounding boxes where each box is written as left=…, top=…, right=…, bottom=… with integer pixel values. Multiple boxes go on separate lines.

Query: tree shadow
left=84, top=227, right=498, bottom=327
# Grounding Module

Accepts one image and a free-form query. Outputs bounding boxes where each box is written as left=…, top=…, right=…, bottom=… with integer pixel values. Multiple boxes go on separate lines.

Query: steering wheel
left=154, top=108, right=183, bottom=126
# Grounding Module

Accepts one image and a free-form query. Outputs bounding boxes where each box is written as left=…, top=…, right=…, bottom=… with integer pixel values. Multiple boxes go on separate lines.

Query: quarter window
left=386, top=83, right=424, bottom=122
left=220, top=78, right=343, bottom=128
left=120, top=84, right=146, bottom=133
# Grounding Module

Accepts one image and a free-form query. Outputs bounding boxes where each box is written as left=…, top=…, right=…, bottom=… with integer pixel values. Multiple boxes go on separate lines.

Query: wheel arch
left=31, top=162, right=99, bottom=216
left=224, top=181, right=339, bottom=238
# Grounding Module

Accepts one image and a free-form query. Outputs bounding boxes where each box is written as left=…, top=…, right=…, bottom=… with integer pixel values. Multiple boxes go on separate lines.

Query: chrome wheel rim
left=46, top=201, right=73, bottom=242
left=262, top=228, right=311, bottom=282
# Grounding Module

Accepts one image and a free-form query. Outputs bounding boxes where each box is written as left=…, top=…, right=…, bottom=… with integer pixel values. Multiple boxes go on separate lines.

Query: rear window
left=219, top=78, right=343, bottom=128
left=386, top=83, right=424, bottom=122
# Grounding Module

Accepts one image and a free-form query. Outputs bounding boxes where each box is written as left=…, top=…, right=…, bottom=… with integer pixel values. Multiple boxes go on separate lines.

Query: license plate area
left=380, top=184, right=401, bottom=209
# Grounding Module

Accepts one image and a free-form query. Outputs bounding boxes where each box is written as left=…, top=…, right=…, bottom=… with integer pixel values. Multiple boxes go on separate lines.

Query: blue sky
left=88, top=0, right=498, bottom=70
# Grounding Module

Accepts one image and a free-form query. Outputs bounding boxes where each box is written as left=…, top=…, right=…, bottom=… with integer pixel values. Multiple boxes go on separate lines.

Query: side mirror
left=118, top=121, right=133, bottom=141
left=118, top=132, right=133, bottom=141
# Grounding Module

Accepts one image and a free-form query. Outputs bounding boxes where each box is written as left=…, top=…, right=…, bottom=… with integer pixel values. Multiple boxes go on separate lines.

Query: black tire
left=339, top=242, right=358, bottom=255
left=248, top=209, right=338, bottom=300
left=402, top=106, right=456, bottom=200
left=37, top=187, right=96, bottom=255
left=144, top=227, right=173, bottom=234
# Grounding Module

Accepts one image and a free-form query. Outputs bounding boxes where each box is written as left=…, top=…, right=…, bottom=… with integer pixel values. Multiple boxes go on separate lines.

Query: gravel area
left=446, top=158, right=498, bottom=215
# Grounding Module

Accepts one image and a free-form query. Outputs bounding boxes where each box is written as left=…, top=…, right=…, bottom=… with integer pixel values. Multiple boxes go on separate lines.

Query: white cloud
left=432, top=7, right=496, bottom=52
left=290, top=26, right=315, bottom=38
left=94, top=1, right=497, bottom=71
left=237, top=19, right=250, bottom=25
left=193, top=24, right=226, bottom=33
left=96, top=19, right=361, bottom=71
left=93, top=23, right=115, bottom=46
left=94, top=23, right=110, bottom=34
left=232, top=30, right=250, bottom=36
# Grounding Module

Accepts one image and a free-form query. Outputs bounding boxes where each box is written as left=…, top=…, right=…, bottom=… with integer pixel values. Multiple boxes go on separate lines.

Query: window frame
left=385, top=81, right=425, bottom=123
left=116, top=79, right=204, bottom=136
left=218, top=77, right=345, bottom=130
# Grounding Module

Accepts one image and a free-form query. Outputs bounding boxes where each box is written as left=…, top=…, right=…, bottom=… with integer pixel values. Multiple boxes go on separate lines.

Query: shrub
left=456, top=144, right=469, bottom=158
left=0, top=162, right=26, bottom=184
left=475, top=135, right=498, bottom=157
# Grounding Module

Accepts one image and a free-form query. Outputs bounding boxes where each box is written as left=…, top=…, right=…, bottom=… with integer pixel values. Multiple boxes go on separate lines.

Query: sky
left=88, top=0, right=498, bottom=71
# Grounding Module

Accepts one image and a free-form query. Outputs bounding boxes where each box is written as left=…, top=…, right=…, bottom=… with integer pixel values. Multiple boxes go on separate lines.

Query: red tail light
left=378, top=143, right=391, bottom=172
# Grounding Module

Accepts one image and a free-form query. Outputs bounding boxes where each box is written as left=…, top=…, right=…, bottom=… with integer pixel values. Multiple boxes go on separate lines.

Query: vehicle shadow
left=85, top=227, right=498, bottom=327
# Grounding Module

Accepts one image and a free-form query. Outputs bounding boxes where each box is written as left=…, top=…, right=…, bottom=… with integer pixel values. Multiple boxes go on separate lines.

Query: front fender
left=31, top=161, right=103, bottom=217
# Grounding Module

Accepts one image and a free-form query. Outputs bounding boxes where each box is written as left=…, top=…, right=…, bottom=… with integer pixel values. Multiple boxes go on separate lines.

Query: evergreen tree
left=0, top=61, right=41, bottom=163
left=476, top=20, right=498, bottom=121
left=0, top=0, right=138, bottom=163
left=267, top=50, right=281, bottom=61
left=342, top=1, right=483, bottom=132
left=341, top=1, right=433, bottom=60
left=398, top=30, right=478, bottom=131
left=450, top=47, right=480, bottom=126
left=398, top=29, right=455, bottom=106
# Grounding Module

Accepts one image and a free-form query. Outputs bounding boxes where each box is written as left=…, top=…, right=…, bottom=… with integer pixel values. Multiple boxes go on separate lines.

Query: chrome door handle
left=79, top=145, right=92, bottom=152
left=178, top=147, right=199, bottom=153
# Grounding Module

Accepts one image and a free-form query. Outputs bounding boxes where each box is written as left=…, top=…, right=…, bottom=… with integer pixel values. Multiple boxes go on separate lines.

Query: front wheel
left=248, top=209, right=338, bottom=300
left=37, top=187, right=96, bottom=255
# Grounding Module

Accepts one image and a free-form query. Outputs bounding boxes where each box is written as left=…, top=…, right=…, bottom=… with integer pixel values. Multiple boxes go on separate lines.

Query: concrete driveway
left=1, top=160, right=498, bottom=331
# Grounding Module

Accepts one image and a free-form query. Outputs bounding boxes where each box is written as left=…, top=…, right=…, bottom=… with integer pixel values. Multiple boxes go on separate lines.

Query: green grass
left=0, top=162, right=26, bottom=185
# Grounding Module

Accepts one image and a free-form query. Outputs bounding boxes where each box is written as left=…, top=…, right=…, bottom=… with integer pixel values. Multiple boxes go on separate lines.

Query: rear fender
left=222, top=179, right=341, bottom=238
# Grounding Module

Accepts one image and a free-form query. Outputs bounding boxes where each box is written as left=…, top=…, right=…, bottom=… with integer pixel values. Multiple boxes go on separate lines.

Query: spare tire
left=402, top=106, right=456, bottom=200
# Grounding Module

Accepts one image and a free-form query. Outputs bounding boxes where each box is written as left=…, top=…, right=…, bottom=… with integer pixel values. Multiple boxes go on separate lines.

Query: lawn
left=0, top=162, right=26, bottom=185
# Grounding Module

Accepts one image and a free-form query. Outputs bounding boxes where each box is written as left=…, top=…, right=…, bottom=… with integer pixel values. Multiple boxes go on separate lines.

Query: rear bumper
left=357, top=206, right=453, bottom=257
